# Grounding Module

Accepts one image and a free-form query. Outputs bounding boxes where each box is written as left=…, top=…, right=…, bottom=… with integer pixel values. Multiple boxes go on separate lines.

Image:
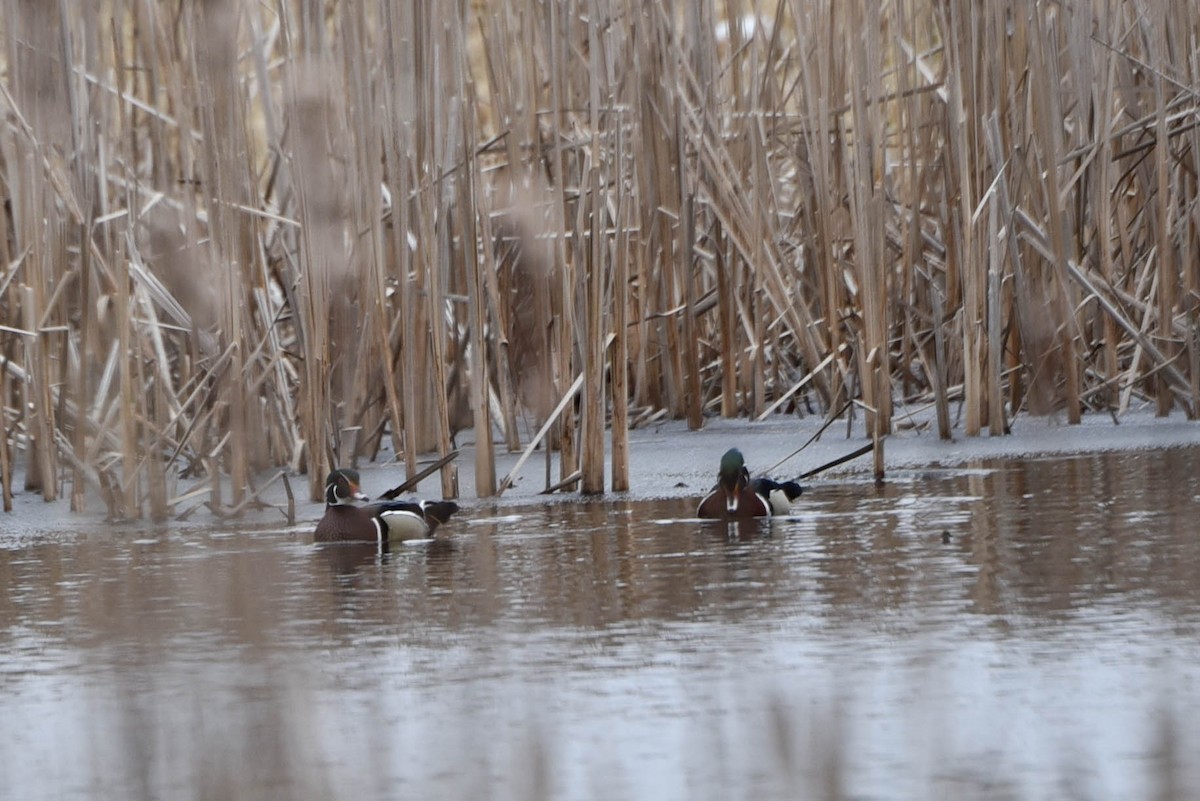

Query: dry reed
left=1, top=1, right=1198, bottom=515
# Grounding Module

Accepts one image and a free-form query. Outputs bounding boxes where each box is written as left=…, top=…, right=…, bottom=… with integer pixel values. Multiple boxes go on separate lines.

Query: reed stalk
left=462, top=156, right=497, bottom=497
left=0, top=0, right=1198, bottom=513
left=0, top=347, right=11, bottom=511
left=610, top=110, right=630, bottom=492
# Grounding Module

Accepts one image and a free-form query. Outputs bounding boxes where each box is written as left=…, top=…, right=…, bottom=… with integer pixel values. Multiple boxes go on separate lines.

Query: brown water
left=3, top=449, right=1200, bottom=800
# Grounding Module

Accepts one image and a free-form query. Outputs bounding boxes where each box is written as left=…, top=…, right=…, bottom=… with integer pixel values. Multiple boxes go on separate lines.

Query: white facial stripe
left=327, top=479, right=368, bottom=506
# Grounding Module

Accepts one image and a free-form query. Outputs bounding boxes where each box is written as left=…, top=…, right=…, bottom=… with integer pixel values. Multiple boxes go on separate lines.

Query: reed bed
left=0, top=0, right=1198, bottom=515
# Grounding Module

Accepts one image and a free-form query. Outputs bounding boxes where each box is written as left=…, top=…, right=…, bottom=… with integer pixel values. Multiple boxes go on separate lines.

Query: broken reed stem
left=498, top=371, right=587, bottom=496
left=798, top=442, right=875, bottom=481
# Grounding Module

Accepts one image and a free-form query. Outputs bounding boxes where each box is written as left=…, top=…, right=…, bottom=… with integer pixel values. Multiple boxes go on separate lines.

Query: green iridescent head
left=718, top=448, right=746, bottom=486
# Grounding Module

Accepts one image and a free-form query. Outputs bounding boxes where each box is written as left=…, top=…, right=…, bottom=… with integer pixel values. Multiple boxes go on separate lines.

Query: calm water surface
left=3, top=449, right=1200, bottom=800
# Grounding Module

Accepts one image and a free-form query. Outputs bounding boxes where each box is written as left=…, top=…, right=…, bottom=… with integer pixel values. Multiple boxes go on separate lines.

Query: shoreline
left=4, top=406, right=1200, bottom=536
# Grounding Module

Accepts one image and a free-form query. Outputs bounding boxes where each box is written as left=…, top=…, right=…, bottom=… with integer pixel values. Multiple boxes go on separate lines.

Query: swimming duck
left=749, top=476, right=804, bottom=515
left=697, top=448, right=772, bottom=519
left=314, top=468, right=460, bottom=543
left=697, top=449, right=805, bottom=519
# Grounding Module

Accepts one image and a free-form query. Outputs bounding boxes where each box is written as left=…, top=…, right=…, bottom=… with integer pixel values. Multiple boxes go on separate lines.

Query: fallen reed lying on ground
left=0, top=1, right=1197, bottom=517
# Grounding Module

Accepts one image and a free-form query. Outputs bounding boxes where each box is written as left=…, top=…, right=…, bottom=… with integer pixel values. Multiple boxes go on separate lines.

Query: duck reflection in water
left=314, top=535, right=460, bottom=580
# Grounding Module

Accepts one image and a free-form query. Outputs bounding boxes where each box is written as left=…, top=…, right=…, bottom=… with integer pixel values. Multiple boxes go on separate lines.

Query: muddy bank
left=3, top=408, right=1200, bottom=537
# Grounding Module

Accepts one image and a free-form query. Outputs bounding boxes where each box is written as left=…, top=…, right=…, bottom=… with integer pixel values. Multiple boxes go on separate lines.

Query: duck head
left=717, top=448, right=750, bottom=514
left=324, top=468, right=370, bottom=506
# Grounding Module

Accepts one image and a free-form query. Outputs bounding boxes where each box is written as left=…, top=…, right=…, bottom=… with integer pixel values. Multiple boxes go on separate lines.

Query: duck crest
left=325, top=468, right=369, bottom=507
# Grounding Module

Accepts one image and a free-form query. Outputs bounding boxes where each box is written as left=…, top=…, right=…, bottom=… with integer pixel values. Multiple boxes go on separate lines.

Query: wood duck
left=749, top=476, right=804, bottom=515
left=314, top=468, right=460, bottom=544
left=697, top=449, right=805, bottom=519
left=697, top=448, right=772, bottom=519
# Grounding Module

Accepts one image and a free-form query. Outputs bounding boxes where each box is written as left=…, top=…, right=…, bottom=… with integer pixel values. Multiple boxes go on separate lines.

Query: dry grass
left=1, top=1, right=1198, bottom=515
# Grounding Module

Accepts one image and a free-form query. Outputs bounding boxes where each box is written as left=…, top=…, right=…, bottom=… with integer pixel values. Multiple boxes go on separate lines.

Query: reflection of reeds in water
left=104, top=684, right=1192, bottom=800
left=1, top=1, right=1199, bottom=515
